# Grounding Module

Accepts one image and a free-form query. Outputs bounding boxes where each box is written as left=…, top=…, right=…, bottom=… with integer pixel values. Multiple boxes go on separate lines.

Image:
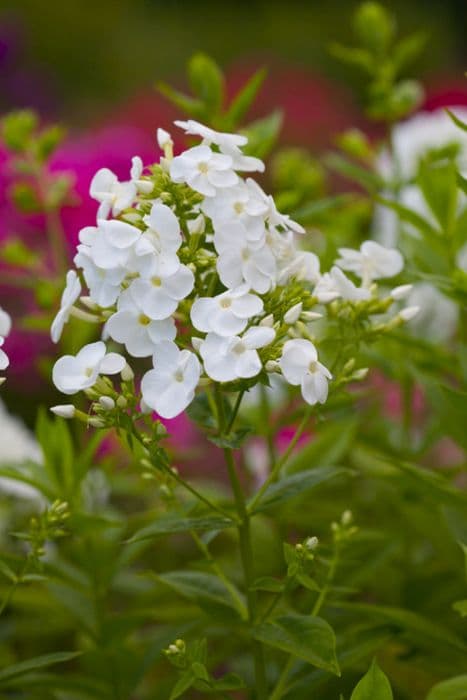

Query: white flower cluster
left=51, top=120, right=412, bottom=420
left=0, top=307, right=11, bottom=381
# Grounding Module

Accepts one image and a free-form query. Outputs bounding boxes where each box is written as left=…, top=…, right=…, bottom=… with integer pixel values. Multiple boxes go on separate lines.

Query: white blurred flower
left=313, top=266, right=371, bottom=303
left=405, top=282, right=458, bottom=341
left=280, top=339, right=332, bottom=405
left=141, top=341, right=201, bottom=419
left=0, top=400, right=41, bottom=500
left=336, top=241, right=403, bottom=285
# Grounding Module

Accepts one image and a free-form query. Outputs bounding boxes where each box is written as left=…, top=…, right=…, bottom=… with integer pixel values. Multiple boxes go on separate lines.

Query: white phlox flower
left=201, top=181, right=268, bottom=241
left=313, top=266, right=371, bottom=303
left=280, top=339, right=332, bottom=405
left=52, top=341, right=125, bottom=395
left=336, top=241, right=403, bottom=286
left=129, top=264, right=194, bottom=320
left=170, top=144, right=238, bottom=196
left=51, top=117, right=412, bottom=422
left=215, top=221, right=276, bottom=293
left=200, top=327, right=275, bottom=382
left=191, top=284, right=263, bottom=336
left=0, top=338, right=9, bottom=371
left=106, top=284, right=177, bottom=357
left=51, top=270, right=82, bottom=342
left=90, top=167, right=137, bottom=220
left=141, top=341, right=201, bottom=419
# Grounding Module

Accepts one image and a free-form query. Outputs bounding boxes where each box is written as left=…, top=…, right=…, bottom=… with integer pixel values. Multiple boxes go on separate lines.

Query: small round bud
left=265, top=360, right=280, bottom=373
left=341, top=510, right=353, bottom=526
left=305, top=536, right=319, bottom=551
left=50, top=404, right=75, bottom=419
left=301, top=311, right=322, bottom=322
left=99, top=396, right=115, bottom=411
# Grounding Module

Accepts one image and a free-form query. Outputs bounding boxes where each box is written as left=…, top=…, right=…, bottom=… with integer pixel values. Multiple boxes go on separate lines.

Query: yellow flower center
left=138, top=314, right=151, bottom=326
left=198, top=162, right=209, bottom=174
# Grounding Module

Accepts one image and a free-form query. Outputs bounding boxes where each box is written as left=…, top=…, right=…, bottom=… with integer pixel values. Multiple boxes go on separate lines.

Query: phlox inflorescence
left=50, top=119, right=416, bottom=421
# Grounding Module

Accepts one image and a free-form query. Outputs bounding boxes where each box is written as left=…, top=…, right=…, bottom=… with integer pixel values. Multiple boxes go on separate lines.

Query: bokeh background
left=1, top=0, right=467, bottom=134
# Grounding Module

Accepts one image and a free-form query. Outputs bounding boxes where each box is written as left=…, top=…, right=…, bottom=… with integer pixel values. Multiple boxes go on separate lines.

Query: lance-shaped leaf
left=250, top=466, right=350, bottom=513
left=128, top=514, right=235, bottom=543
left=427, top=675, right=467, bottom=700
left=0, top=652, right=81, bottom=686
left=350, top=658, right=393, bottom=699
left=254, top=614, right=340, bottom=675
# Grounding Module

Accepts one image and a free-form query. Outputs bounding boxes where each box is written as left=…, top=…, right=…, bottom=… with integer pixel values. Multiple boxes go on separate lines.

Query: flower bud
left=50, top=404, right=75, bottom=419
left=399, top=305, right=420, bottom=322
left=121, top=363, right=134, bottom=382
left=301, top=311, right=322, bottom=322
left=265, top=360, right=280, bottom=373
left=80, top=295, right=99, bottom=310
left=99, top=396, right=115, bottom=411
left=188, top=214, right=205, bottom=235
left=305, top=536, right=319, bottom=551
left=88, top=417, right=106, bottom=428
left=284, top=302, right=303, bottom=324
left=341, top=509, right=353, bottom=526
left=390, top=284, right=413, bottom=300
left=191, top=336, right=203, bottom=352
left=157, top=128, right=173, bottom=150
left=116, top=395, right=127, bottom=409
left=260, top=314, right=274, bottom=327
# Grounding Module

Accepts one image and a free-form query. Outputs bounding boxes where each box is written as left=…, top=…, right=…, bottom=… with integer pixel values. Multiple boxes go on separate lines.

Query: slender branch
left=224, top=447, right=267, bottom=700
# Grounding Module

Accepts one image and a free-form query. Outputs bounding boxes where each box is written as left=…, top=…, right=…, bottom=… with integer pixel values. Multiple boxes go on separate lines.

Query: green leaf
left=208, top=426, right=253, bottom=449
left=453, top=600, right=467, bottom=618
left=156, top=570, right=243, bottom=616
left=292, top=194, right=355, bottom=225
left=251, top=576, right=285, bottom=593
left=2, top=110, right=38, bottom=152
left=0, top=652, right=81, bottom=686
left=242, top=111, right=283, bottom=159
left=327, top=153, right=383, bottom=191
left=332, top=602, right=467, bottom=653
left=286, top=417, right=358, bottom=473
left=210, top=672, right=246, bottom=691
left=393, top=32, right=427, bottom=73
left=157, top=82, right=205, bottom=120
left=188, top=53, right=224, bottom=115
left=128, top=513, right=235, bottom=543
left=255, top=614, right=340, bottom=674
left=350, top=658, right=393, bottom=699
left=225, top=67, right=267, bottom=128
left=170, top=669, right=195, bottom=700
left=427, top=675, right=467, bottom=700
left=329, top=43, right=374, bottom=74
left=374, top=195, right=440, bottom=237
left=417, top=159, right=458, bottom=232
left=250, top=466, right=350, bottom=513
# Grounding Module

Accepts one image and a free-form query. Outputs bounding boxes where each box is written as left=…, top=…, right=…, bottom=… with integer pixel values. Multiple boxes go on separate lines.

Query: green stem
left=248, top=407, right=313, bottom=514
left=226, top=390, right=245, bottom=435
left=269, top=543, right=340, bottom=700
left=224, top=447, right=267, bottom=700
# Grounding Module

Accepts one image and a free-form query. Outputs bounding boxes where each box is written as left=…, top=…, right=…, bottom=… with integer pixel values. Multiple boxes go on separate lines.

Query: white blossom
left=0, top=339, right=9, bottom=371
left=170, top=144, right=238, bottom=196
left=83, top=220, right=141, bottom=270
left=313, top=266, right=371, bottom=303
left=141, top=341, right=201, bottom=419
left=157, top=128, right=173, bottom=150
left=201, top=180, right=268, bottom=241
left=191, top=284, right=263, bottom=336
left=52, top=341, right=125, bottom=395
left=200, top=327, right=275, bottom=382
left=280, top=339, right=332, bottom=405
left=215, top=221, right=276, bottom=293
left=51, top=270, right=82, bottom=342
left=128, top=264, right=194, bottom=320
left=90, top=167, right=136, bottom=220
left=130, top=156, right=153, bottom=194
left=336, top=241, right=403, bottom=285
left=106, top=284, right=176, bottom=357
